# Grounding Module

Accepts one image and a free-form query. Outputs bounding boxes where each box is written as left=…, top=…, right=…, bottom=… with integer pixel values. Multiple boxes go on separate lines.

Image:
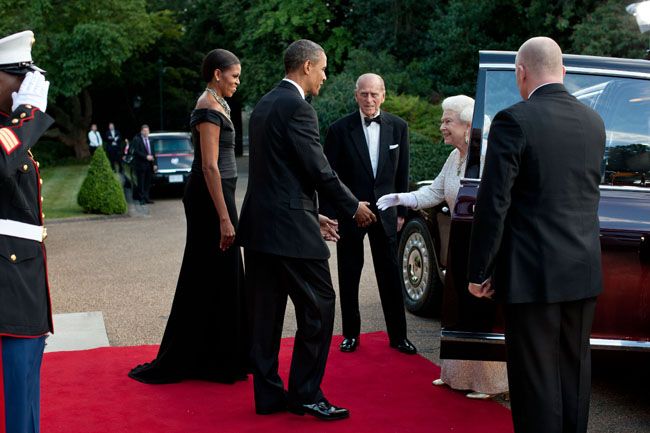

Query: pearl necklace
left=205, top=87, right=231, bottom=119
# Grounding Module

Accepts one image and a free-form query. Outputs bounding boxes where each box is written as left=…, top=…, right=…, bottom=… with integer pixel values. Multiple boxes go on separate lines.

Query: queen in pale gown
left=377, top=95, right=508, bottom=399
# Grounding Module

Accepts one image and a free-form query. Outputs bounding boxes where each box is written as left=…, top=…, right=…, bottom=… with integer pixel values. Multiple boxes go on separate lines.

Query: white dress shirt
left=361, top=109, right=381, bottom=177
left=282, top=78, right=305, bottom=100
left=88, top=130, right=102, bottom=148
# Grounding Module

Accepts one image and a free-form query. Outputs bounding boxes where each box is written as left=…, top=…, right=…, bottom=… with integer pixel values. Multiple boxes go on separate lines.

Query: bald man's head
left=515, top=37, right=565, bottom=99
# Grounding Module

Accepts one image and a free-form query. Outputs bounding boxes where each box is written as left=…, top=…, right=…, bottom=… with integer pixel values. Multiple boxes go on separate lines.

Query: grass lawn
left=40, top=164, right=89, bottom=219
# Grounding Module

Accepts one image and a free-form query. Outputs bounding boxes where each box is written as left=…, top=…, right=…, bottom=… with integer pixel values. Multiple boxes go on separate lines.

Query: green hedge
left=409, top=131, right=452, bottom=183
left=31, top=140, right=78, bottom=167
left=77, top=147, right=127, bottom=215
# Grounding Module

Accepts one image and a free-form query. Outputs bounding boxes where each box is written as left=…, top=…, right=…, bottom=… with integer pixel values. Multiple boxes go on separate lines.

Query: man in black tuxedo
left=105, top=122, right=122, bottom=173
left=322, top=73, right=415, bottom=355
left=467, top=37, right=605, bottom=433
left=238, top=39, right=376, bottom=421
left=131, top=124, right=156, bottom=205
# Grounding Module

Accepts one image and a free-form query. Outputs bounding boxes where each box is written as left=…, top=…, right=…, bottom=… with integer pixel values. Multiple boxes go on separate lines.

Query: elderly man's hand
left=319, top=214, right=340, bottom=242
left=12, top=71, right=50, bottom=112
left=468, top=278, right=494, bottom=299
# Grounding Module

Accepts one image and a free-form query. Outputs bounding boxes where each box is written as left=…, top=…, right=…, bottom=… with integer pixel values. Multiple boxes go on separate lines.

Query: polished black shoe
left=390, top=338, right=417, bottom=355
left=339, top=337, right=359, bottom=352
left=288, top=399, right=349, bottom=421
left=145, top=199, right=155, bottom=204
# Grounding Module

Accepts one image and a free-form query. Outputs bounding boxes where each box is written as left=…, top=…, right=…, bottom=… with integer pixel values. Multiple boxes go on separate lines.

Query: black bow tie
left=364, top=115, right=381, bottom=127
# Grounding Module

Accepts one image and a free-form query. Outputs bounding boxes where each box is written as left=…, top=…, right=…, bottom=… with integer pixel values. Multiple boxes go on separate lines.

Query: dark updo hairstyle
left=201, top=49, right=240, bottom=83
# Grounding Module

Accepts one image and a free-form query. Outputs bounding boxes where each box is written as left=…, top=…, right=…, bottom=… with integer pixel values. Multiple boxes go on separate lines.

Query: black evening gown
left=129, top=109, right=249, bottom=384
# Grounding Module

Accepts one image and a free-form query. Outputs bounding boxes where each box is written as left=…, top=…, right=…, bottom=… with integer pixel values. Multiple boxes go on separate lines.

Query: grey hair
left=459, top=106, right=474, bottom=124
left=284, top=39, right=324, bottom=74
left=355, top=73, right=385, bottom=92
left=442, top=95, right=474, bottom=123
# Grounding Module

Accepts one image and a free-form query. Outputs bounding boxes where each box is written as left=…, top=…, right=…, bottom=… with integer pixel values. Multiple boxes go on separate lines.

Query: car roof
left=479, top=51, right=650, bottom=77
left=148, top=132, right=191, bottom=139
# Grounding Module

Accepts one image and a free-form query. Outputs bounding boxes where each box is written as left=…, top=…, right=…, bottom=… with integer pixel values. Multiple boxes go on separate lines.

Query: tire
left=398, top=218, right=443, bottom=317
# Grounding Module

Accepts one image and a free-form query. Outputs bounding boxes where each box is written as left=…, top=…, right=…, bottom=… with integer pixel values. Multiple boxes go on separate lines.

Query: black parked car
left=398, top=51, right=650, bottom=359
left=125, top=132, right=193, bottom=193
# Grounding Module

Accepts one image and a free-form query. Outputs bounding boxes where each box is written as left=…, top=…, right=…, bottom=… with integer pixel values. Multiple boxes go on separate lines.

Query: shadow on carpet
left=42, top=332, right=513, bottom=433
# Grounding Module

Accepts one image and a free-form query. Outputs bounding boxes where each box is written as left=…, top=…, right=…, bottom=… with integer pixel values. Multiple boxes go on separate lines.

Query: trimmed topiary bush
left=77, top=147, right=127, bottom=215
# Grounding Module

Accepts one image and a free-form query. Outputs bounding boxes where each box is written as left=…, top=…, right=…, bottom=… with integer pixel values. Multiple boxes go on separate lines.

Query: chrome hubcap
left=402, top=232, right=430, bottom=301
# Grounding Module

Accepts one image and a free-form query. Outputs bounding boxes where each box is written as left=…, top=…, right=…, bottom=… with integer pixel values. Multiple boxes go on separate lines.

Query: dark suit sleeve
left=396, top=121, right=410, bottom=218
left=287, top=103, right=358, bottom=219
left=132, top=136, right=147, bottom=159
left=320, top=124, right=342, bottom=219
left=467, top=109, right=523, bottom=284
left=0, top=107, right=54, bottom=179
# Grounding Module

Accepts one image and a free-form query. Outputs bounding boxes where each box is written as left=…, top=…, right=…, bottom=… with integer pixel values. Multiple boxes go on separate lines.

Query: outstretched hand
left=354, top=201, right=376, bottom=228
left=376, top=192, right=417, bottom=211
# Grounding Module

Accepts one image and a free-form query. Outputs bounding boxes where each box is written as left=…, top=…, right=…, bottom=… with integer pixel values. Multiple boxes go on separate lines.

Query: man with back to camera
left=321, top=73, right=416, bottom=355
left=467, top=36, right=605, bottom=433
left=0, top=30, right=54, bottom=433
left=238, top=39, right=376, bottom=421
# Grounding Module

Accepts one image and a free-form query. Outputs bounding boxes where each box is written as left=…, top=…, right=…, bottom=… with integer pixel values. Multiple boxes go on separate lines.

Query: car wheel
left=398, top=218, right=443, bottom=316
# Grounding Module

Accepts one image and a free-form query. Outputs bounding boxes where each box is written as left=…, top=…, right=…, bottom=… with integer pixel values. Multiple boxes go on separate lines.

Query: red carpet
left=42, top=332, right=513, bottom=433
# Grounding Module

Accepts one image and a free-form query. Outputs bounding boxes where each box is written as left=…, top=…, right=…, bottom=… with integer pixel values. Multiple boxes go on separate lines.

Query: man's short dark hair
left=141, top=124, right=149, bottom=130
left=283, top=39, right=324, bottom=74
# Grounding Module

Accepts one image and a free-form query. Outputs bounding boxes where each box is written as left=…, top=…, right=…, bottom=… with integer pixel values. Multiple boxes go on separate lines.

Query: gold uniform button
left=39, top=178, right=43, bottom=185
left=36, top=161, right=40, bottom=168
left=26, top=105, right=33, bottom=109
left=20, top=112, right=26, bottom=118
left=41, top=212, right=45, bottom=219
left=42, top=227, right=48, bottom=241
left=10, top=254, right=17, bottom=262
left=22, top=164, right=29, bottom=171
left=11, top=118, right=18, bottom=124
left=40, top=196, right=44, bottom=203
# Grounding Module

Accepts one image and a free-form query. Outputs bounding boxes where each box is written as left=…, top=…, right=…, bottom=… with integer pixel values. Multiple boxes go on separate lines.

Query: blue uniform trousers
left=0, top=336, right=46, bottom=433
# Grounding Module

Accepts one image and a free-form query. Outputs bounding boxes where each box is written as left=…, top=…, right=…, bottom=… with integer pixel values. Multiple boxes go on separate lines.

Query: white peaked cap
left=0, top=30, right=45, bottom=73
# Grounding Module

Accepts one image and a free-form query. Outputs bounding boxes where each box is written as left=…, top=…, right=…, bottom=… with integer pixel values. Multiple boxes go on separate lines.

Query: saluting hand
left=12, top=71, right=50, bottom=112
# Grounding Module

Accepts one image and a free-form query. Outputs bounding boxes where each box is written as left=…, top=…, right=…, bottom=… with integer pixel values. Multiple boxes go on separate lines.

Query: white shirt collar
left=283, top=78, right=305, bottom=100
left=359, top=108, right=381, bottom=125
left=528, top=82, right=555, bottom=99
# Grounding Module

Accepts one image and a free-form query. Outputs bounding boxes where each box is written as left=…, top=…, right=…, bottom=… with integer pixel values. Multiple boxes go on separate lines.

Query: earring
left=464, top=134, right=469, bottom=145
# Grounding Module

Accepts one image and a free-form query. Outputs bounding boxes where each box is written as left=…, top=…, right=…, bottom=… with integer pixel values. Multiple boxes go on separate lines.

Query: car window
left=151, top=138, right=193, bottom=154
left=480, top=70, right=650, bottom=187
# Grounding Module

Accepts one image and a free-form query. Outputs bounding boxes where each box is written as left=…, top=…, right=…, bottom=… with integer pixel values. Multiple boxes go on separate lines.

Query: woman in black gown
left=129, top=49, right=248, bottom=384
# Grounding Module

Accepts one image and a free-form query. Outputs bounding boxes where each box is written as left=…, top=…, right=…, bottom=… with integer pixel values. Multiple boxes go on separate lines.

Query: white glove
left=11, top=71, right=50, bottom=112
left=376, top=192, right=417, bottom=211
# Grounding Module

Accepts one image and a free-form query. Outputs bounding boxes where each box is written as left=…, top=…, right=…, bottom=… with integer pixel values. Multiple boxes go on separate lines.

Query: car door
left=440, top=53, right=650, bottom=361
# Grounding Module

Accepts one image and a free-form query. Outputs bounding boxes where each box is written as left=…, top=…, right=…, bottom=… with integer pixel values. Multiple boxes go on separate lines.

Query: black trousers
left=504, top=297, right=597, bottom=433
left=135, top=165, right=153, bottom=202
left=244, top=249, right=336, bottom=411
left=337, top=222, right=407, bottom=342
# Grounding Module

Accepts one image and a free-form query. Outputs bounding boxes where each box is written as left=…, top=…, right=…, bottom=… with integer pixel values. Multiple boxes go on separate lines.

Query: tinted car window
left=152, top=138, right=193, bottom=154
left=481, top=71, right=650, bottom=187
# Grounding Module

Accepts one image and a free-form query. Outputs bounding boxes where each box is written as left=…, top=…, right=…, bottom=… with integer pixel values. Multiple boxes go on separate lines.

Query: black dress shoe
left=145, top=199, right=155, bottom=204
left=288, top=399, right=349, bottom=421
left=390, top=338, right=417, bottom=355
left=339, top=337, right=359, bottom=352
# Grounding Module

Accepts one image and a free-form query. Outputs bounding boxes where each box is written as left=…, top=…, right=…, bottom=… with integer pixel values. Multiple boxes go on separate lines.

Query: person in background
left=377, top=95, right=508, bottom=399
left=0, top=30, right=54, bottom=433
left=105, top=122, right=122, bottom=172
left=87, top=123, right=102, bottom=155
left=130, top=124, right=156, bottom=205
left=321, top=73, right=416, bottom=355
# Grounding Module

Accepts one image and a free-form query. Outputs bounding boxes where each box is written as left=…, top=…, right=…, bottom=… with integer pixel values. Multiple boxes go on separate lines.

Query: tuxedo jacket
left=238, top=81, right=359, bottom=260
left=468, top=83, right=605, bottom=304
left=130, top=134, right=156, bottom=170
left=321, top=111, right=409, bottom=237
left=105, top=129, right=121, bottom=147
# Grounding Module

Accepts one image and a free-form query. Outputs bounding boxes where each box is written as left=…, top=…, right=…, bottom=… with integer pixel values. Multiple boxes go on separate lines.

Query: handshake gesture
left=11, top=71, right=50, bottom=112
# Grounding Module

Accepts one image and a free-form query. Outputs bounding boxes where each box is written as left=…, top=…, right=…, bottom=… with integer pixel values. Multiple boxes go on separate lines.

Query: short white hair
left=459, top=106, right=474, bottom=124
left=442, top=95, right=474, bottom=122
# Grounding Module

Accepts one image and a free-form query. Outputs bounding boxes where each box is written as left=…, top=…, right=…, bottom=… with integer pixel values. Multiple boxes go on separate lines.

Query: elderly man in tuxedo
left=238, top=39, right=376, bottom=421
left=321, top=73, right=416, bottom=355
left=467, top=37, right=605, bottom=433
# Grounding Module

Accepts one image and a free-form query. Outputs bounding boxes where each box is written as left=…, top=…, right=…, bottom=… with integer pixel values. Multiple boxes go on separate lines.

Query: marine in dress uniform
left=0, top=31, right=54, bottom=433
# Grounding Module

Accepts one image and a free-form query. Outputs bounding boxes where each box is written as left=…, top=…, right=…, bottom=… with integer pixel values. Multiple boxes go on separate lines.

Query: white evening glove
left=376, top=192, right=417, bottom=210
left=12, top=71, right=50, bottom=112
